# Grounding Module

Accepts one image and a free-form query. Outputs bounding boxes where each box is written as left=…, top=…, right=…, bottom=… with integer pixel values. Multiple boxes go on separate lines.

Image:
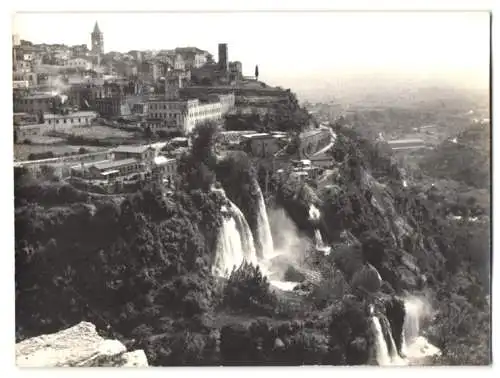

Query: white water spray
left=371, top=298, right=441, bottom=366
left=308, top=204, right=321, bottom=221
left=254, top=183, right=274, bottom=259
left=401, top=297, right=441, bottom=361
left=308, top=204, right=331, bottom=255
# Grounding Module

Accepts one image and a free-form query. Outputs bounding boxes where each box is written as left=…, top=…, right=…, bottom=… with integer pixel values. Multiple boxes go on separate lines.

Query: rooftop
left=93, top=21, right=101, bottom=34
left=241, top=133, right=272, bottom=140
left=44, top=111, right=98, bottom=118
left=387, top=139, right=425, bottom=144
left=113, top=145, right=153, bottom=154
left=91, top=158, right=138, bottom=171
left=19, top=93, right=55, bottom=99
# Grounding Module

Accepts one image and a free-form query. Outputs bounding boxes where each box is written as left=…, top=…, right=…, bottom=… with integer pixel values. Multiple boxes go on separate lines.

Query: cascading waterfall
left=370, top=305, right=405, bottom=366
left=212, top=188, right=259, bottom=278
left=402, top=300, right=421, bottom=348
left=371, top=298, right=441, bottom=366
left=254, top=183, right=274, bottom=260
left=371, top=315, right=392, bottom=366
left=309, top=204, right=331, bottom=255
left=401, top=298, right=441, bottom=361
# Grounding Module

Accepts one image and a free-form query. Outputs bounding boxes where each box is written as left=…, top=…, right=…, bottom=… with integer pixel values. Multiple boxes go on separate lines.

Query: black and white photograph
left=10, top=4, right=492, bottom=369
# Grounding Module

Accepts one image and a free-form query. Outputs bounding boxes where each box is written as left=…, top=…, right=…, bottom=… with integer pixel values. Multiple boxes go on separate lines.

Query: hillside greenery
left=15, top=118, right=490, bottom=365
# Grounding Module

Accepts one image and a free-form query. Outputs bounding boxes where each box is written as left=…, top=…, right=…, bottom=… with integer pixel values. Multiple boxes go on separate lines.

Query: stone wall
left=16, top=322, right=148, bottom=367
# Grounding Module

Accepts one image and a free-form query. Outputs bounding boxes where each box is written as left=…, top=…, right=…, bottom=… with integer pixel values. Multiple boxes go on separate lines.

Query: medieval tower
left=91, top=21, right=104, bottom=56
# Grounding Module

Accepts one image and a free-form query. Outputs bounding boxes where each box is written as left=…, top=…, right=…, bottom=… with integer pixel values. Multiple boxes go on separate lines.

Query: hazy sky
left=13, top=11, right=490, bottom=93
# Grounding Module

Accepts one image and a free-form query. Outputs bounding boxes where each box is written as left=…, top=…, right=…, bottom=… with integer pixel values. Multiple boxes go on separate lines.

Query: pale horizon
left=12, top=11, right=491, bottom=98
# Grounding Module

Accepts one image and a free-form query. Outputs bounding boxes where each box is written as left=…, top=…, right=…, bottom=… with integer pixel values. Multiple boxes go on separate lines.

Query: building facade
left=112, top=145, right=156, bottom=162
left=43, top=111, right=97, bottom=129
left=228, top=61, right=243, bottom=81
left=64, top=58, right=93, bottom=70
left=218, top=93, right=236, bottom=114
left=13, top=93, right=55, bottom=114
left=95, top=97, right=131, bottom=118
left=146, top=98, right=223, bottom=135
left=241, top=133, right=288, bottom=158
left=15, top=123, right=45, bottom=141
left=13, top=71, right=38, bottom=86
left=72, top=158, right=144, bottom=180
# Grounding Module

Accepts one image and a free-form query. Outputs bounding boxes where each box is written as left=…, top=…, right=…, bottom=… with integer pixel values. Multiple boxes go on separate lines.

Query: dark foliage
left=223, top=262, right=277, bottom=315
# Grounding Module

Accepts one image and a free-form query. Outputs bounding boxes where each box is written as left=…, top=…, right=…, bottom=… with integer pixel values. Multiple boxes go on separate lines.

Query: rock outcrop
left=16, top=322, right=148, bottom=367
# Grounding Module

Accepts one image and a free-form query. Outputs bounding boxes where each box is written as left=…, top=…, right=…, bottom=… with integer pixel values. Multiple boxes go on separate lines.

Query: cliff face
left=16, top=322, right=148, bottom=367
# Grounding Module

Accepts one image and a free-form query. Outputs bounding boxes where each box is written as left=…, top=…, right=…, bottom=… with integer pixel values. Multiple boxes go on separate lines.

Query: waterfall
left=371, top=315, right=391, bottom=366
left=371, top=298, right=441, bottom=365
left=371, top=314, right=407, bottom=366
left=254, top=183, right=274, bottom=259
left=309, top=204, right=331, bottom=255
left=230, top=201, right=258, bottom=267
left=308, top=204, right=321, bottom=221
left=314, top=229, right=331, bottom=255
left=369, top=304, right=406, bottom=366
left=212, top=188, right=259, bottom=278
left=314, top=229, right=324, bottom=246
left=402, top=300, right=421, bottom=347
left=401, top=298, right=441, bottom=360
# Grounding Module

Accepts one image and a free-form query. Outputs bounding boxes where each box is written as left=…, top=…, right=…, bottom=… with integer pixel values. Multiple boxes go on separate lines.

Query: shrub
left=223, top=262, right=277, bottom=314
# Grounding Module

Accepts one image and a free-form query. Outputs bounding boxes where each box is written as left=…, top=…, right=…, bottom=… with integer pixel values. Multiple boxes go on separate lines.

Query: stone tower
left=218, top=43, right=228, bottom=72
left=91, top=21, right=104, bottom=56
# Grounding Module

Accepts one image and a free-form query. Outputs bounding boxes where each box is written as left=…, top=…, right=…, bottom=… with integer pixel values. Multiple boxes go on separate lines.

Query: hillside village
left=13, top=22, right=335, bottom=195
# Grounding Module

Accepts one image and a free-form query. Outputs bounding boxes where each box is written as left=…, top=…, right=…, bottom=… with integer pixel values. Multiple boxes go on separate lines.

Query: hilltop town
left=12, top=22, right=334, bottom=194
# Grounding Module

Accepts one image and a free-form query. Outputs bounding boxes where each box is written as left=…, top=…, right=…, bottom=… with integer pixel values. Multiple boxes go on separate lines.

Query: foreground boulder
left=16, top=322, right=148, bottom=367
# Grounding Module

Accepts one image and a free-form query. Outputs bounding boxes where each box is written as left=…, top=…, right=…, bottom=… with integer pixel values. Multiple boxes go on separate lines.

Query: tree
left=223, top=261, right=277, bottom=314
left=255, top=65, right=259, bottom=80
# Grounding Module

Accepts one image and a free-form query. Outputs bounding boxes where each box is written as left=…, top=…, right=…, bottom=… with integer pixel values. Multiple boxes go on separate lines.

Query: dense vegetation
left=419, top=122, right=490, bottom=189
left=225, top=91, right=312, bottom=134
left=275, top=122, right=490, bottom=364
left=15, top=117, right=490, bottom=365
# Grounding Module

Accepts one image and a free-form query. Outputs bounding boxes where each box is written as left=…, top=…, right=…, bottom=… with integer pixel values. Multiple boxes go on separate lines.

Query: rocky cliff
left=16, top=322, right=148, bottom=367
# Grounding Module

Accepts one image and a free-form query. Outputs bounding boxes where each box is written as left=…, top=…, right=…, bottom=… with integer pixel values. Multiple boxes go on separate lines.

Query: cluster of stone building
left=15, top=142, right=178, bottom=189
left=14, top=22, right=330, bottom=192
left=13, top=22, right=246, bottom=136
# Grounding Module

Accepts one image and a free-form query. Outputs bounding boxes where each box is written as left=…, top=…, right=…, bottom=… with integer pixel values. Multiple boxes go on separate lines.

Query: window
left=64, top=119, right=67, bottom=124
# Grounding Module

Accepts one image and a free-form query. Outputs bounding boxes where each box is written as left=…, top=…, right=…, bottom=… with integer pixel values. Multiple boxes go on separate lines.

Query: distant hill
left=418, top=123, right=490, bottom=189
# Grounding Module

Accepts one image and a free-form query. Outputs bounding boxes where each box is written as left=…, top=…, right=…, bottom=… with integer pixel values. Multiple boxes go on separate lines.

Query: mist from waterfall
left=401, top=297, right=441, bottom=361
left=254, top=183, right=274, bottom=260
left=265, top=207, right=311, bottom=286
left=371, top=297, right=441, bottom=366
